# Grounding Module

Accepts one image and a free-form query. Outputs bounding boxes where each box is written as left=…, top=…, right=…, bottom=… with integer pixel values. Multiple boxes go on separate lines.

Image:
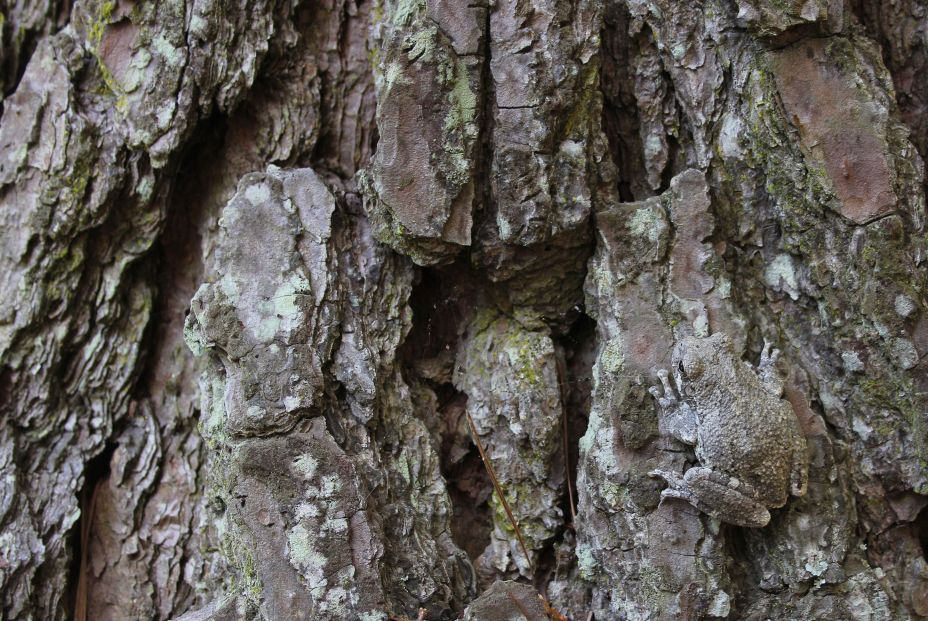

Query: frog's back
left=694, top=384, right=797, bottom=507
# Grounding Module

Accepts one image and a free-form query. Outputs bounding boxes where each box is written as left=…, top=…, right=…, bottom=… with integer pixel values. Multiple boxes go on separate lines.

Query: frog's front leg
left=649, top=369, right=698, bottom=445
left=758, top=338, right=784, bottom=395
left=650, top=467, right=772, bottom=528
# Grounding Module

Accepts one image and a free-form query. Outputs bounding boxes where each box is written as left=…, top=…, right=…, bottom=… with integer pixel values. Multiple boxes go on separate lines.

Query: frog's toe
left=760, top=338, right=781, bottom=367
left=657, top=369, right=675, bottom=395
left=680, top=467, right=772, bottom=527
left=651, top=471, right=703, bottom=512
left=660, top=487, right=694, bottom=503
left=649, top=468, right=684, bottom=487
left=650, top=371, right=679, bottom=407
left=649, top=388, right=674, bottom=411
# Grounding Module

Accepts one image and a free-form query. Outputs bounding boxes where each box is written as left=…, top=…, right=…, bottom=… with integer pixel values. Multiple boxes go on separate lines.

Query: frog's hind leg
left=650, top=467, right=771, bottom=528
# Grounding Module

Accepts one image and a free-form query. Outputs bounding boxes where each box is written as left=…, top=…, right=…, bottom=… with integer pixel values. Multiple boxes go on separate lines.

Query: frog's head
left=671, top=332, right=734, bottom=391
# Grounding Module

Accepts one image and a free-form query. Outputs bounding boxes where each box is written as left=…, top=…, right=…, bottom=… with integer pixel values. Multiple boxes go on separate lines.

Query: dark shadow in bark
left=917, top=504, right=928, bottom=561
left=402, top=263, right=477, bottom=363
left=401, top=263, right=493, bottom=566
left=601, top=0, right=646, bottom=203
left=135, top=122, right=220, bottom=400
left=556, top=312, right=596, bottom=526
left=534, top=313, right=595, bottom=595
left=440, top=388, right=494, bottom=564
left=848, top=0, right=928, bottom=178
left=67, top=441, right=115, bottom=621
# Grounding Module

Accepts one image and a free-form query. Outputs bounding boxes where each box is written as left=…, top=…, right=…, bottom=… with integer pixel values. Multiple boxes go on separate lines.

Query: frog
left=648, top=332, right=808, bottom=527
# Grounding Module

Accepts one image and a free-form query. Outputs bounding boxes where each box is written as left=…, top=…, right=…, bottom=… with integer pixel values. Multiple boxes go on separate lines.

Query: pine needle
left=74, top=479, right=100, bottom=621
left=507, top=591, right=534, bottom=619
left=464, top=409, right=533, bottom=573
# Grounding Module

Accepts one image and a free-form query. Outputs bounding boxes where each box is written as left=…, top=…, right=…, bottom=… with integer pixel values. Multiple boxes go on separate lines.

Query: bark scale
left=0, top=0, right=925, bottom=620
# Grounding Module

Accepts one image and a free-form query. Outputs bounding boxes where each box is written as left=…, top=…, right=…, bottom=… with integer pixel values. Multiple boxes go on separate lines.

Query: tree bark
left=0, top=0, right=926, bottom=620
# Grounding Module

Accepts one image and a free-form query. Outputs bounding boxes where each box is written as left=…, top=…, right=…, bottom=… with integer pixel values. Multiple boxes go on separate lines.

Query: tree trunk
left=0, top=0, right=926, bottom=619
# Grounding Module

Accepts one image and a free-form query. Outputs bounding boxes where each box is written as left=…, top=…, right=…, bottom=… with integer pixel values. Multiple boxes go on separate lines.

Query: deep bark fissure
left=67, top=440, right=115, bottom=620
left=3, top=0, right=928, bottom=619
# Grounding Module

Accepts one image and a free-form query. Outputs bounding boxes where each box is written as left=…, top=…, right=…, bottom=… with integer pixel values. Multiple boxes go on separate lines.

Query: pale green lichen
left=842, top=351, right=864, bottom=372
left=578, top=402, right=622, bottom=488
left=135, top=175, right=155, bottom=202
left=889, top=337, right=918, bottom=370
left=599, top=336, right=625, bottom=374
left=764, top=253, right=799, bottom=300
left=382, top=61, right=406, bottom=91
left=708, top=590, right=731, bottom=618
left=894, top=294, right=916, bottom=317
left=293, top=454, right=319, bottom=479
left=287, top=524, right=328, bottom=590
left=390, top=0, right=424, bottom=27
left=248, top=273, right=311, bottom=342
left=575, top=541, right=598, bottom=579
left=444, top=59, right=477, bottom=133
left=405, top=28, right=437, bottom=63
left=320, top=474, right=343, bottom=497
left=629, top=207, right=663, bottom=244
left=155, top=99, right=175, bottom=129
left=244, top=182, right=270, bottom=205
left=121, top=48, right=151, bottom=94
left=152, top=32, right=183, bottom=66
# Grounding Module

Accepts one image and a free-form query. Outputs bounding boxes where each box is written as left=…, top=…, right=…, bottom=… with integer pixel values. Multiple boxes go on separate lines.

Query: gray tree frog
left=648, top=332, right=808, bottom=527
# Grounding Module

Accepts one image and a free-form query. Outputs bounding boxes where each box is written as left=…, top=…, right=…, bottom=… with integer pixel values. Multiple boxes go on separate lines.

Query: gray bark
left=0, top=0, right=926, bottom=620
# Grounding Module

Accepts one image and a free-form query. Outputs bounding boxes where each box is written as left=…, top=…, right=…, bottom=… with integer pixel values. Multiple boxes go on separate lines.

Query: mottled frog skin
left=649, top=332, right=808, bottom=527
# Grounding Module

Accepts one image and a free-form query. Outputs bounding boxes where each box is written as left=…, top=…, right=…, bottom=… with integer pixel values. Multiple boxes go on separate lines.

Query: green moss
left=89, top=1, right=115, bottom=41
left=66, top=149, right=95, bottom=204
left=84, top=0, right=129, bottom=112
left=638, top=562, right=671, bottom=610
left=858, top=376, right=925, bottom=458
left=502, top=327, right=547, bottom=387
left=241, top=548, right=262, bottom=599
left=217, top=506, right=264, bottom=604
left=370, top=0, right=384, bottom=25
left=560, top=64, right=599, bottom=141
left=741, top=61, right=835, bottom=241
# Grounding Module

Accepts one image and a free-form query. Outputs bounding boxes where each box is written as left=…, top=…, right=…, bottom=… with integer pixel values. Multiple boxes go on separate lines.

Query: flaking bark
left=0, top=0, right=926, bottom=620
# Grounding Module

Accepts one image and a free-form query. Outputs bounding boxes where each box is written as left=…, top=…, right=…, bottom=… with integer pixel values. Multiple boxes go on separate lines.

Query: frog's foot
left=649, top=369, right=679, bottom=408
left=649, top=370, right=697, bottom=445
left=650, top=467, right=771, bottom=528
left=758, top=338, right=784, bottom=395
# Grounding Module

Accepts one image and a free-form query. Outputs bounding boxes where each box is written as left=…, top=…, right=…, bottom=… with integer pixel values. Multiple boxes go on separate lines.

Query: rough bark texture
left=0, top=0, right=926, bottom=620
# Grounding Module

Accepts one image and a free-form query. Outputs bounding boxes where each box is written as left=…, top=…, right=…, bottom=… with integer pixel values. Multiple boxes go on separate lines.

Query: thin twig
left=464, top=410, right=533, bottom=572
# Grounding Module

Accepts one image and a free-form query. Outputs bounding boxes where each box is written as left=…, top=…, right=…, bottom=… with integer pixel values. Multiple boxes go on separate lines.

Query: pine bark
left=0, top=1, right=926, bottom=620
